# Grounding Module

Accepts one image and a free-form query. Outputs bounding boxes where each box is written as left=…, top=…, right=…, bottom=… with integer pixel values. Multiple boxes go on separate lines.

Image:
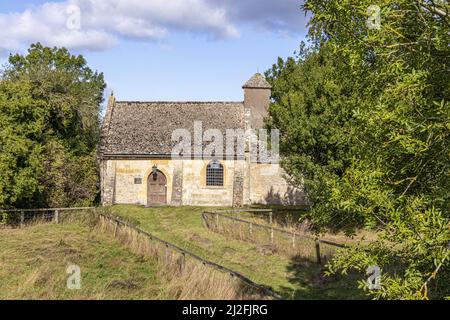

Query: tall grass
left=2, top=209, right=274, bottom=300
left=0, top=222, right=174, bottom=299
left=97, top=215, right=272, bottom=300
left=202, top=212, right=340, bottom=264
left=0, top=208, right=97, bottom=228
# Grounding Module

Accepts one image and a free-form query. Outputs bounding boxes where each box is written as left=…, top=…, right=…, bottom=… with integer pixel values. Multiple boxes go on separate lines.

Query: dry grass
left=202, top=212, right=379, bottom=266
left=0, top=207, right=368, bottom=300
left=0, top=222, right=165, bottom=299
left=0, top=211, right=271, bottom=300
left=202, top=213, right=334, bottom=263
left=222, top=210, right=379, bottom=246
left=108, top=205, right=367, bottom=299
left=97, top=215, right=272, bottom=300
left=0, top=209, right=97, bottom=229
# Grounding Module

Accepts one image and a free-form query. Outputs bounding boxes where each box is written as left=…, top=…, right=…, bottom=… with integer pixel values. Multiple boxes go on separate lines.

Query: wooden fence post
left=315, top=240, right=322, bottom=264
left=249, top=223, right=253, bottom=238
left=179, top=253, right=185, bottom=274
left=269, top=211, right=273, bottom=225
left=229, top=272, right=235, bottom=286
left=215, top=213, right=219, bottom=230
left=114, top=221, right=119, bottom=237
left=270, top=228, right=274, bottom=245
left=292, top=233, right=296, bottom=249
left=201, top=213, right=206, bottom=228
left=54, top=210, right=59, bottom=224
left=20, top=211, right=24, bottom=228
left=165, top=244, right=170, bottom=264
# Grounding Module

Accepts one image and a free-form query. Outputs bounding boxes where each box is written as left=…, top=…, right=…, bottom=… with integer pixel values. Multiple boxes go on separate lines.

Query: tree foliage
left=267, top=0, right=449, bottom=299
left=0, top=43, right=105, bottom=209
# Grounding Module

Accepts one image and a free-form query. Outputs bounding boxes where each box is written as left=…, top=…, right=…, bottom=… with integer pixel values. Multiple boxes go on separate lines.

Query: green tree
left=268, top=1, right=450, bottom=299
left=0, top=79, right=46, bottom=208
left=0, top=43, right=105, bottom=209
left=266, top=43, right=365, bottom=233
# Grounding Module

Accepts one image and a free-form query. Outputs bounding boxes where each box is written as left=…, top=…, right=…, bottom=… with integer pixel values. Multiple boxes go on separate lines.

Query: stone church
left=99, top=73, right=304, bottom=207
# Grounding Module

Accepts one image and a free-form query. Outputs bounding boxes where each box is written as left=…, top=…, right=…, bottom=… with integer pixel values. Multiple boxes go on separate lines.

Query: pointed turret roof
left=242, top=73, right=272, bottom=89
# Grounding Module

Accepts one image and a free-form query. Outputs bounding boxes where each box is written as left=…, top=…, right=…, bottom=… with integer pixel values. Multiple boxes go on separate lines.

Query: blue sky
left=0, top=1, right=308, bottom=101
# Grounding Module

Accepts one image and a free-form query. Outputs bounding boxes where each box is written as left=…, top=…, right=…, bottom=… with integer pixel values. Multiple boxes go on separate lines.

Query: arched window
left=206, top=160, right=224, bottom=186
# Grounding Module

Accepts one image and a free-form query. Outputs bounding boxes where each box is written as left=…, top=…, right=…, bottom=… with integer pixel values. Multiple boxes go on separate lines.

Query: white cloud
left=0, top=0, right=305, bottom=53
left=218, top=0, right=307, bottom=34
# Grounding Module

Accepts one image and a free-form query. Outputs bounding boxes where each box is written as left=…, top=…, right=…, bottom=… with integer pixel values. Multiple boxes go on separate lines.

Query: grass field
left=0, top=222, right=167, bottom=299
left=0, top=206, right=369, bottom=299
left=107, top=205, right=367, bottom=300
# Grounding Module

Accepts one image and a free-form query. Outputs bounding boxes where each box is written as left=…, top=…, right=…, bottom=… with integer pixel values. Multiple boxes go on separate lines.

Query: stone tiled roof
left=242, top=73, right=272, bottom=89
left=100, top=101, right=245, bottom=156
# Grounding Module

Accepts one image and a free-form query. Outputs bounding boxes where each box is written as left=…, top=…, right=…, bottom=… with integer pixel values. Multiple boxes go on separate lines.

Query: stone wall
left=247, top=163, right=305, bottom=205
left=100, top=160, right=116, bottom=206
left=243, top=88, right=271, bottom=129
left=102, top=159, right=175, bottom=206
left=101, top=159, right=235, bottom=206
left=232, top=160, right=245, bottom=207
left=171, top=160, right=183, bottom=206
left=181, top=159, right=235, bottom=206
left=100, top=158, right=305, bottom=206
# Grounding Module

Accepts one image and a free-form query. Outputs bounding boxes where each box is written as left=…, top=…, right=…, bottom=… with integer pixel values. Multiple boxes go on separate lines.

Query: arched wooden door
left=147, top=171, right=167, bottom=206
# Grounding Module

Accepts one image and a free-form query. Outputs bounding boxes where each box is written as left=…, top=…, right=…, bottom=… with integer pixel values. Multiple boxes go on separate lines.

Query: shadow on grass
left=278, top=255, right=367, bottom=300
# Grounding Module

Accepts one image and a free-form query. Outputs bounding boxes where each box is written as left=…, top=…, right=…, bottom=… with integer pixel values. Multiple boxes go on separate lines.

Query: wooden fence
left=1, top=207, right=282, bottom=299
left=99, top=213, right=282, bottom=299
left=202, top=211, right=345, bottom=264
left=0, top=207, right=95, bottom=227
left=215, top=208, right=275, bottom=224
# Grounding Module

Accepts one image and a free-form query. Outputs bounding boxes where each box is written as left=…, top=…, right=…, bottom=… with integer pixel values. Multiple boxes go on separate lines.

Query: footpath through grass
left=0, top=222, right=167, bottom=299
left=109, top=205, right=366, bottom=299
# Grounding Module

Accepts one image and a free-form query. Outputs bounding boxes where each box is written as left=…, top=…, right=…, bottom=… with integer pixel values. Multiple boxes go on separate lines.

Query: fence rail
left=216, top=208, right=309, bottom=226
left=1, top=207, right=282, bottom=299
left=99, top=213, right=282, bottom=299
left=0, top=207, right=95, bottom=213
left=202, top=211, right=345, bottom=264
left=0, top=207, right=95, bottom=227
left=215, top=208, right=275, bottom=224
